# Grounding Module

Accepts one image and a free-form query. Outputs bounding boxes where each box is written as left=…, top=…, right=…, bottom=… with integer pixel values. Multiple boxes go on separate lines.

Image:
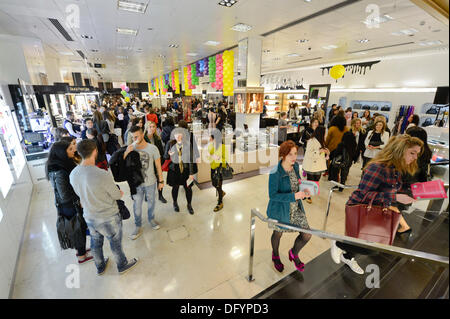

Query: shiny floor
left=10, top=162, right=412, bottom=299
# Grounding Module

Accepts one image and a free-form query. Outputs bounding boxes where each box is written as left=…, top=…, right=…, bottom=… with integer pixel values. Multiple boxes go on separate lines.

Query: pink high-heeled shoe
left=289, top=249, right=305, bottom=272
left=272, top=253, right=284, bottom=272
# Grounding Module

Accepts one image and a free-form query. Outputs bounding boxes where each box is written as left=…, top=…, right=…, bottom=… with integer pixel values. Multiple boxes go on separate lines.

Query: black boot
left=173, top=202, right=180, bottom=212
left=158, top=190, right=167, bottom=203
left=187, top=204, right=194, bottom=215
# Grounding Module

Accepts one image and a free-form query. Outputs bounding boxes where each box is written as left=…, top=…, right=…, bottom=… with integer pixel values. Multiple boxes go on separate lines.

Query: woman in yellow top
left=208, top=134, right=229, bottom=212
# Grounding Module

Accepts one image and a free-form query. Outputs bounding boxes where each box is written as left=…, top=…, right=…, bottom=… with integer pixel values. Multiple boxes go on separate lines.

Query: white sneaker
left=330, top=240, right=342, bottom=264
left=129, top=227, right=142, bottom=240
left=340, top=254, right=364, bottom=275
left=150, top=220, right=160, bottom=230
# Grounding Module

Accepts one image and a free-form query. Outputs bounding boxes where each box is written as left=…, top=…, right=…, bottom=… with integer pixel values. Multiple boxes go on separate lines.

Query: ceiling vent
left=286, top=57, right=323, bottom=65
left=76, top=50, right=86, bottom=59
left=348, top=42, right=415, bottom=54
left=48, top=18, right=74, bottom=41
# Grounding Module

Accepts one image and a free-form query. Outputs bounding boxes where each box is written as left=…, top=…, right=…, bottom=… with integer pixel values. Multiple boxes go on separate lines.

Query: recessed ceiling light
left=158, top=54, right=166, bottom=58
left=322, top=45, right=338, bottom=50
left=81, top=35, right=93, bottom=39
left=392, top=28, right=418, bottom=36
left=117, top=0, right=148, bottom=14
left=273, top=57, right=281, bottom=61
left=286, top=53, right=300, bottom=57
left=168, top=44, right=179, bottom=48
left=204, top=41, right=221, bottom=46
left=297, top=39, right=309, bottom=43
left=263, top=49, right=271, bottom=53
left=357, top=39, right=370, bottom=43
left=218, top=0, right=237, bottom=7
left=91, top=49, right=99, bottom=52
left=351, top=51, right=368, bottom=55
left=116, top=55, right=128, bottom=59
left=187, top=52, right=198, bottom=56
left=118, top=46, right=132, bottom=50
left=362, top=14, right=393, bottom=27
left=136, top=48, right=143, bottom=52
left=418, top=40, right=443, bottom=46
left=116, top=27, right=138, bottom=36
left=231, top=23, right=252, bottom=32
left=59, top=51, right=74, bottom=56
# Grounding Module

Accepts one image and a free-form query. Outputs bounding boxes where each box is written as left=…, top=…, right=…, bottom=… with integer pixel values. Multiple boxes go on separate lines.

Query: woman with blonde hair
left=351, top=118, right=367, bottom=164
left=330, top=134, right=422, bottom=274
left=362, top=118, right=389, bottom=168
left=313, top=109, right=325, bottom=126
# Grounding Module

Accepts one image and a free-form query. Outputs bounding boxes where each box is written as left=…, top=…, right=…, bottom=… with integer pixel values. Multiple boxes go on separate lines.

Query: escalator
left=253, top=209, right=449, bottom=299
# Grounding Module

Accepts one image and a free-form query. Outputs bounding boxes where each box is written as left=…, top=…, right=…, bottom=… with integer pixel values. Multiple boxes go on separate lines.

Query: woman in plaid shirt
left=330, top=134, right=424, bottom=274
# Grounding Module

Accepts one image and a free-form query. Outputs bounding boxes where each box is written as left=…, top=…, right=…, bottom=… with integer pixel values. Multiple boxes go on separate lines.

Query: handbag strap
left=361, top=191, right=378, bottom=209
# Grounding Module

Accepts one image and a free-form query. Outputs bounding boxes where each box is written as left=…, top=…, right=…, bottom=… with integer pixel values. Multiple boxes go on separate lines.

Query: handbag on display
left=370, top=105, right=379, bottom=110
left=422, top=118, right=434, bottom=127
left=362, top=105, right=370, bottom=110
left=345, top=192, right=401, bottom=245
left=426, top=106, right=438, bottom=114
left=303, top=95, right=308, bottom=100
left=289, top=95, right=295, bottom=100
left=381, top=106, right=391, bottom=111
left=353, top=104, right=362, bottom=110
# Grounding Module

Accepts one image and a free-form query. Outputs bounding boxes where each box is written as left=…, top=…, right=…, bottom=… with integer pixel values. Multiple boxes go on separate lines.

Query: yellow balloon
left=330, top=65, right=345, bottom=80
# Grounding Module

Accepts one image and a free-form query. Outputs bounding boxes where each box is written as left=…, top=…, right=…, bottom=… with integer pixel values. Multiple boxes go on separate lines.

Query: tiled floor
left=12, top=162, right=368, bottom=299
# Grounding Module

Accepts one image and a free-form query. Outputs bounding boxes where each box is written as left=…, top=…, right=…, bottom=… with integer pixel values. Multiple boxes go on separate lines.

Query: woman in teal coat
left=267, top=141, right=311, bottom=273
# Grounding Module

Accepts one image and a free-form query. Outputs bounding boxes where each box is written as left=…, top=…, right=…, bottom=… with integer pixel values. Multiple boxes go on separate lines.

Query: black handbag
left=422, top=118, right=434, bottom=127
left=362, top=105, right=370, bottom=110
left=426, top=106, right=438, bottom=114
left=353, top=104, right=362, bottom=110
left=220, top=163, right=234, bottom=180
left=117, top=199, right=130, bottom=220
left=370, top=105, right=379, bottom=110
left=56, top=201, right=87, bottom=250
left=381, top=105, right=391, bottom=111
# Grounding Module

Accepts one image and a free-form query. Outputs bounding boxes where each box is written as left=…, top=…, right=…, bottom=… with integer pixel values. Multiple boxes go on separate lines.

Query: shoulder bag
left=345, top=192, right=401, bottom=245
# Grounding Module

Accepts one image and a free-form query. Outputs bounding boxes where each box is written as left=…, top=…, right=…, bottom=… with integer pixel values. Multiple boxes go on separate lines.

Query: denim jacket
left=266, top=160, right=305, bottom=224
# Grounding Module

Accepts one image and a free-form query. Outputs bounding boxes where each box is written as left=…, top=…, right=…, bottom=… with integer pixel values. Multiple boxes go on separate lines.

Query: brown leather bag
left=345, top=192, right=401, bottom=245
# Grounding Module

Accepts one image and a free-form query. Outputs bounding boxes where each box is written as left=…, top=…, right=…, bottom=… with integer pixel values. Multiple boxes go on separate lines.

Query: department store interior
left=0, top=0, right=449, bottom=300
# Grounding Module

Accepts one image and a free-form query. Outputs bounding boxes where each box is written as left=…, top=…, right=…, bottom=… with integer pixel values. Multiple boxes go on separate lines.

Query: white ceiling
left=0, top=0, right=448, bottom=83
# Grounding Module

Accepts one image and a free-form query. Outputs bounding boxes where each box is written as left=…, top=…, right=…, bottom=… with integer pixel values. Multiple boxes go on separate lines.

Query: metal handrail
left=323, top=181, right=358, bottom=231
left=246, top=207, right=449, bottom=282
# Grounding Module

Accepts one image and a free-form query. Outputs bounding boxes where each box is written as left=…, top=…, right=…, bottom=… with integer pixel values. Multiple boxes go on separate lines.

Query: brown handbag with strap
left=345, top=192, right=401, bottom=245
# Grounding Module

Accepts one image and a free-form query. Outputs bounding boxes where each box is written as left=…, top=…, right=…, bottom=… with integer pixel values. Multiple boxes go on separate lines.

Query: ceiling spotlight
left=322, top=44, right=338, bottom=50
left=218, top=0, right=237, bottom=7
left=297, top=39, right=309, bottom=43
left=91, top=49, right=99, bottom=52
left=117, top=46, right=132, bottom=50
left=357, top=39, right=370, bottom=43
left=116, top=55, right=128, bottom=59
left=117, top=0, right=148, bottom=14
left=116, top=27, right=138, bottom=36
left=286, top=53, right=300, bottom=57
left=168, top=44, right=179, bottom=48
left=158, top=54, right=166, bottom=58
left=362, top=14, right=393, bottom=27
left=392, top=28, right=418, bottom=36
left=81, top=35, right=93, bottom=39
left=418, top=40, right=443, bottom=46
left=204, top=41, right=221, bottom=46
left=136, top=48, right=143, bottom=52
left=263, top=49, right=271, bottom=53
left=231, top=23, right=252, bottom=32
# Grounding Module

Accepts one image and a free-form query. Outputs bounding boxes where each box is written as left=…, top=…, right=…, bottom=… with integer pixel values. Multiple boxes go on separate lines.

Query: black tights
left=215, top=181, right=223, bottom=205
left=271, top=230, right=312, bottom=259
left=172, top=184, right=193, bottom=205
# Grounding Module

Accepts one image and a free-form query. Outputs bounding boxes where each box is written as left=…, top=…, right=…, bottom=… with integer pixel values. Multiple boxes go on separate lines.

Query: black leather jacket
left=48, top=169, right=79, bottom=208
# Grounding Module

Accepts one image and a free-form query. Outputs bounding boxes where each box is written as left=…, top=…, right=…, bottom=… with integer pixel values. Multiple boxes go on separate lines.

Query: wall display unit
left=420, top=103, right=449, bottom=128
left=263, top=93, right=282, bottom=117
left=308, top=84, right=331, bottom=109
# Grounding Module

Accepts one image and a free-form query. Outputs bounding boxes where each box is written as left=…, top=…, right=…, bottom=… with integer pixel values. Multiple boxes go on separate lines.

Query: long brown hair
left=366, top=134, right=424, bottom=175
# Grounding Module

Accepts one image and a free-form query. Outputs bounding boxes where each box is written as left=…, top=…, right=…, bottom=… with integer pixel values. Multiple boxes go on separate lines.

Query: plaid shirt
left=347, top=163, right=407, bottom=207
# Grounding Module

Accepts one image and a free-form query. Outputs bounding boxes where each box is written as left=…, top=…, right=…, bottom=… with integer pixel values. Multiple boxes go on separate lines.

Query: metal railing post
left=323, top=186, right=336, bottom=231
left=246, top=210, right=256, bottom=282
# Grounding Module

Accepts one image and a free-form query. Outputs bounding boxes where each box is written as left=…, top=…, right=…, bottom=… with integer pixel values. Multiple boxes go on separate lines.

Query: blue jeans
left=86, top=214, right=128, bottom=271
left=132, top=184, right=156, bottom=227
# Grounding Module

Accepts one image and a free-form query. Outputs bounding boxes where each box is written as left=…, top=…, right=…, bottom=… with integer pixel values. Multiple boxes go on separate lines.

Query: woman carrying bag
left=302, top=126, right=330, bottom=203
left=330, top=134, right=422, bottom=274
left=46, top=141, right=92, bottom=264
left=362, top=119, right=390, bottom=168
left=208, top=134, right=230, bottom=212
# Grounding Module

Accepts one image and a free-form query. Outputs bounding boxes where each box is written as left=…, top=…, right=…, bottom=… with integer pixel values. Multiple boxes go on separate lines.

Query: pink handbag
left=411, top=180, right=447, bottom=200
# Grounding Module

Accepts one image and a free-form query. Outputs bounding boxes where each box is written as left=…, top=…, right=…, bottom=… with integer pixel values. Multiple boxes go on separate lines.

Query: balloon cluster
left=196, top=61, right=201, bottom=77
left=164, top=74, right=170, bottom=89
left=187, top=65, right=195, bottom=90
left=191, top=63, right=199, bottom=86
left=174, top=70, right=181, bottom=94
left=120, top=83, right=131, bottom=102
left=213, top=53, right=223, bottom=90
left=222, top=50, right=234, bottom=96
left=183, top=66, right=192, bottom=96
left=198, top=58, right=208, bottom=76
left=160, top=76, right=167, bottom=95
left=171, top=71, right=176, bottom=91
left=209, top=56, right=216, bottom=84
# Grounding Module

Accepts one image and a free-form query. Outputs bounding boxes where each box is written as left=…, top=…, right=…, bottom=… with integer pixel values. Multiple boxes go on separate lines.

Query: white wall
left=0, top=36, right=31, bottom=83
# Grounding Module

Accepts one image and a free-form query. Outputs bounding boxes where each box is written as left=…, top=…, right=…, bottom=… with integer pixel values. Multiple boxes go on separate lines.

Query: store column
left=235, top=36, right=264, bottom=132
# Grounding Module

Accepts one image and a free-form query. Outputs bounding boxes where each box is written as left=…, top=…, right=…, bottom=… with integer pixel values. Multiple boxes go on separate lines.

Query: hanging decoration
left=191, top=63, right=199, bottom=86
left=170, top=71, right=176, bottom=91
left=174, top=69, right=181, bottom=94
left=329, top=65, right=346, bottom=80
left=160, top=76, right=166, bottom=95
left=148, top=81, right=153, bottom=96
left=187, top=65, right=195, bottom=89
left=120, top=83, right=131, bottom=102
left=222, top=50, right=234, bottom=96
left=183, top=66, right=192, bottom=96
left=214, top=53, right=223, bottom=90
left=321, top=60, right=381, bottom=78
left=209, top=56, right=216, bottom=85
left=154, top=78, right=159, bottom=95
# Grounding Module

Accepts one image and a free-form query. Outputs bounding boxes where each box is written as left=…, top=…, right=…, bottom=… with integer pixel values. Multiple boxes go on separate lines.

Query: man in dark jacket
left=161, top=117, right=175, bottom=145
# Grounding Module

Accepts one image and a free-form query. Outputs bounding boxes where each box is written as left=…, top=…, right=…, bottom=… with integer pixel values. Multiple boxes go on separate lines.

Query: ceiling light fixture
left=297, top=39, right=309, bottom=43
left=81, top=35, right=93, bottom=39
left=362, top=14, right=393, bottom=27
left=263, top=49, right=271, bottom=53
left=59, top=51, right=74, bottom=56
left=357, top=39, right=370, bottom=43
left=418, top=40, right=443, bottom=46
left=116, top=55, right=128, bottom=59
left=186, top=52, right=198, bottom=56
left=118, top=46, right=132, bottom=50
left=218, top=0, right=237, bottom=7
left=231, top=23, right=252, bottom=32
left=168, top=44, right=179, bottom=48
left=117, top=0, right=148, bottom=14
left=204, top=41, right=221, bottom=46
left=286, top=53, right=300, bottom=57
left=116, top=27, right=138, bottom=36
left=392, top=28, right=418, bottom=36
left=158, top=54, right=166, bottom=58
left=91, top=49, right=99, bottom=52
left=322, top=44, right=338, bottom=50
